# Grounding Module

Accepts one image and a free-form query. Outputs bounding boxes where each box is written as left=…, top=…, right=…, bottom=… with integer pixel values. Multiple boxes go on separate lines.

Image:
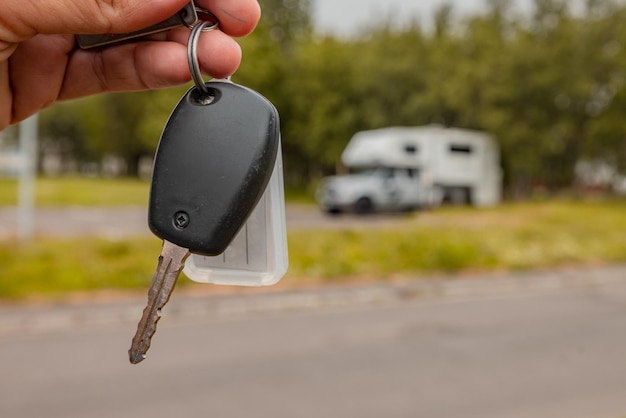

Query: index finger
left=195, top=0, right=260, bottom=37
left=3, top=0, right=190, bottom=40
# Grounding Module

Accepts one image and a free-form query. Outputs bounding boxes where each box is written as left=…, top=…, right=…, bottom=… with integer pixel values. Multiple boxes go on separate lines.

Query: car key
left=128, top=79, right=280, bottom=364
left=76, top=2, right=198, bottom=49
left=128, top=240, right=190, bottom=364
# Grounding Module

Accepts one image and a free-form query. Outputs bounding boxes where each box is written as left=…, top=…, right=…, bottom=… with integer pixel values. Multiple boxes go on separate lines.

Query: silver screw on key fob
left=128, top=21, right=280, bottom=364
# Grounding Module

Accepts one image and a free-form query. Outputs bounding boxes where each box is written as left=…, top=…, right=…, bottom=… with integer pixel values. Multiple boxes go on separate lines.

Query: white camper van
left=316, top=126, right=502, bottom=214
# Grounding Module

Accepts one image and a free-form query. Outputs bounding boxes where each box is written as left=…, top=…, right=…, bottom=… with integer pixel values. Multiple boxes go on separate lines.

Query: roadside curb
left=1, top=264, right=625, bottom=338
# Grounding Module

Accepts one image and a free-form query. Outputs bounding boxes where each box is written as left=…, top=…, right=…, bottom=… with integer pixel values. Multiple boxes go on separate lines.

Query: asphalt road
left=1, top=276, right=626, bottom=418
left=0, top=205, right=410, bottom=238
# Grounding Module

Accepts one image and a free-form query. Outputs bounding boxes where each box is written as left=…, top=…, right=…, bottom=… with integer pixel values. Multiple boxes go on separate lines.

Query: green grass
left=1, top=199, right=625, bottom=301
left=0, top=177, right=150, bottom=206
left=0, top=237, right=161, bottom=299
left=288, top=200, right=626, bottom=279
left=0, top=177, right=317, bottom=206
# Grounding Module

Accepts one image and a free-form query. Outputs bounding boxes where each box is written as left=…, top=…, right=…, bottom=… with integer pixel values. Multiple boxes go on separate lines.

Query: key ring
left=186, top=7, right=219, bottom=30
left=187, top=11, right=219, bottom=97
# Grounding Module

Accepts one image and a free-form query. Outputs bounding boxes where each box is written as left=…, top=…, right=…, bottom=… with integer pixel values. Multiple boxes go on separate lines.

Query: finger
left=58, top=30, right=241, bottom=100
left=8, top=35, right=74, bottom=124
left=8, top=35, right=74, bottom=123
left=195, top=0, right=261, bottom=37
left=3, top=0, right=189, bottom=41
left=0, top=64, right=11, bottom=128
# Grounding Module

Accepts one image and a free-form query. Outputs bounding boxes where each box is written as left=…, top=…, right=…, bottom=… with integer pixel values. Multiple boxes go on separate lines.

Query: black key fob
left=148, top=81, right=280, bottom=256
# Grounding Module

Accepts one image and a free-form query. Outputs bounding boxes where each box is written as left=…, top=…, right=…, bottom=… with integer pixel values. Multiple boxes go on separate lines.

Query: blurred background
left=1, top=1, right=626, bottom=417
left=3, top=0, right=626, bottom=195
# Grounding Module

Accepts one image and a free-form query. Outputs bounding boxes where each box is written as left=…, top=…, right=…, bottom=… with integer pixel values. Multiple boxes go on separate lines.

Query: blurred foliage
left=0, top=237, right=162, bottom=299
left=1, top=200, right=625, bottom=300
left=36, top=0, right=626, bottom=196
left=288, top=199, right=626, bottom=278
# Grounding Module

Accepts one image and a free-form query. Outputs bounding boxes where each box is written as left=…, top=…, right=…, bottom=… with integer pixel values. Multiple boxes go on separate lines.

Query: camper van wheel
left=443, top=187, right=472, bottom=205
left=354, top=197, right=374, bottom=214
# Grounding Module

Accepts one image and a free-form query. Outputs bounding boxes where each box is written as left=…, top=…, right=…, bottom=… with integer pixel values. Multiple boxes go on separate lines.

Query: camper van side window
left=450, top=144, right=473, bottom=155
left=404, top=144, right=418, bottom=154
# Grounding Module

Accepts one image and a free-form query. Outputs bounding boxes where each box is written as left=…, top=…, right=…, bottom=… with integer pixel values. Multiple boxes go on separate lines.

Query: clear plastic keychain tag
left=183, top=144, right=288, bottom=286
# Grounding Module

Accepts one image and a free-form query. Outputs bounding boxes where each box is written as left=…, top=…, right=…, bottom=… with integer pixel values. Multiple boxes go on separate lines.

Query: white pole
left=18, top=114, right=38, bottom=243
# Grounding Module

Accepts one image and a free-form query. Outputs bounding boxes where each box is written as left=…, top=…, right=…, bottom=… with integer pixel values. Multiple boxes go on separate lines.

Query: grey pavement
left=2, top=265, right=626, bottom=418
left=2, top=263, right=625, bottom=338
left=0, top=206, right=151, bottom=239
left=0, top=204, right=412, bottom=239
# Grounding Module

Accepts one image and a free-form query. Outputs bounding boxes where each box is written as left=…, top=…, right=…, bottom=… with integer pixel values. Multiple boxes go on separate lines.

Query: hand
left=0, top=0, right=261, bottom=130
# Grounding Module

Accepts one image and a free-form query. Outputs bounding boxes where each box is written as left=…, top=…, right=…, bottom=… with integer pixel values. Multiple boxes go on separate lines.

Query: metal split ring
left=187, top=11, right=219, bottom=96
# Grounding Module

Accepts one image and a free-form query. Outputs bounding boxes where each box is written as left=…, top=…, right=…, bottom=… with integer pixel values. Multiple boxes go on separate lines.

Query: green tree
left=482, top=0, right=626, bottom=193
left=36, top=0, right=626, bottom=197
left=235, top=0, right=314, bottom=184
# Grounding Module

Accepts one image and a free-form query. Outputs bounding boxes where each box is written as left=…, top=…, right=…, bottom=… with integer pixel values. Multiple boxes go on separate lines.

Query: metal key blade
left=129, top=240, right=190, bottom=364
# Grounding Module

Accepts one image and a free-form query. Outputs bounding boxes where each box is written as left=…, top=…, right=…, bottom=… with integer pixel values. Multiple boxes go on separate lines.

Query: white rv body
left=316, top=126, right=501, bottom=213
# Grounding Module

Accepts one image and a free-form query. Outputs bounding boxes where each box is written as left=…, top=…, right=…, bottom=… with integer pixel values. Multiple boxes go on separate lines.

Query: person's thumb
left=5, top=0, right=190, bottom=41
